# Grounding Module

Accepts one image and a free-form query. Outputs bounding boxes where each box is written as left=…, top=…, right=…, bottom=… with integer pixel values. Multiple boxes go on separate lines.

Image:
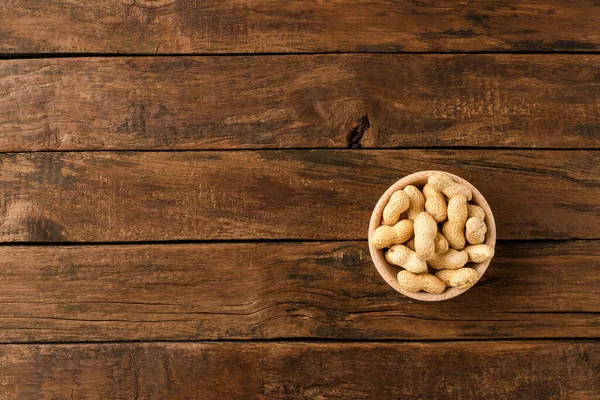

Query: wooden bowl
left=368, top=171, right=496, bottom=301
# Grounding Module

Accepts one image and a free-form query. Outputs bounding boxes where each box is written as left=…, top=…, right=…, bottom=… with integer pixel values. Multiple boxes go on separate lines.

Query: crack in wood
left=131, top=0, right=176, bottom=9
left=347, top=115, right=370, bottom=149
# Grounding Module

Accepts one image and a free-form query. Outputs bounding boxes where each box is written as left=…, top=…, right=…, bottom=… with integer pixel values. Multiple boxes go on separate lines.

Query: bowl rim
left=368, top=170, right=496, bottom=302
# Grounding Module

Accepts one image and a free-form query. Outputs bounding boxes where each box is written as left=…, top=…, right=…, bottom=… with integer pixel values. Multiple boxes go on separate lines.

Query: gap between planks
left=3, top=51, right=600, bottom=60
left=0, top=338, right=597, bottom=346
left=0, top=147, right=597, bottom=154
left=0, top=239, right=597, bottom=247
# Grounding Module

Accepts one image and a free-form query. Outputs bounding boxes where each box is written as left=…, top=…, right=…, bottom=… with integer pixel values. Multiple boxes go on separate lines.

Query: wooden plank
left=0, top=241, right=597, bottom=342
left=0, top=342, right=597, bottom=399
left=1, top=55, right=599, bottom=151
left=0, top=150, right=598, bottom=242
left=1, top=1, right=600, bottom=54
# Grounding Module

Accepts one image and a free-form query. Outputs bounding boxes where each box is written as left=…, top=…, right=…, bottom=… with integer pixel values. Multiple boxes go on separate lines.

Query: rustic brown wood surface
left=0, top=150, right=597, bottom=242
left=2, top=1, right=599, bottom=397
left=0, top=342, right=598, bottom=399
left=0, top=241, right=597, bottom=342
left=2, top=1, right=600, bottom=54
left=1, top=55, right=599, bottom=151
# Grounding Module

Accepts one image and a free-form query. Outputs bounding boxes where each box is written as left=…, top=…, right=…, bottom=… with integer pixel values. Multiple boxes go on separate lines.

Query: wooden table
left=1, top=1, right=599, bottom=398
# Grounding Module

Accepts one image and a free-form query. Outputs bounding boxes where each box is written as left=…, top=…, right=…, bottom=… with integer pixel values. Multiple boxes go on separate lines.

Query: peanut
left=397, top=270, right=446, bottom=294
left=409, top=235, right=446, bottom=253
left=385, top=245, right=428, bottom=274
left=434, top=232, right=449, bottom=254
left=423, top=184, right=447, bottom=222
left=370, top=219, right=413, bottom=249
left=428, top=172, right=472, bottom=201
left=382, top=190, right=410, bottom=226
left=442, top=195, right=468, bottom=250
left=464, top=244, right=495, bottom=263
left=414, top=212, right=437, bottom=260
left=465, top=217, right=487, bottom=245
left=467, top=204, right=485, bottom=220
left=427, top=249, right=469, bottom=270
left=435, top=268, right=478, bottom=289
left=404, top=185, right=425, bottom=221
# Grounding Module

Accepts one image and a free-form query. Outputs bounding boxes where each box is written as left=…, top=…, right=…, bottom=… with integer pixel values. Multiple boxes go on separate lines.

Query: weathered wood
left=0, top=342, right=597, bottom=399
left=0, top=241, right=597, bottom=342
left=0, top=150, right=597, bottom=242
left=1, top=1, right=600, bottom=54
left=1, top=55, right=599, bottom=151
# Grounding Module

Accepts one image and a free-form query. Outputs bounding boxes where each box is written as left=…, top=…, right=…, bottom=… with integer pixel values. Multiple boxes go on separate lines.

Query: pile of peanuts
left=371, top=172, right=495, bottom=294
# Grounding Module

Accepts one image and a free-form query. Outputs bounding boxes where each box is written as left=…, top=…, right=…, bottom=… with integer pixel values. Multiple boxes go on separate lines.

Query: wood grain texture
left=0, top=150, right=598, bottom=242
left=0, top=342, right=598, bottom=399
left=1, top=55, right=599, bottom=151
left=0, top=241, right=597, bottom=342
left=1, top=0, right=600, bottom=54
